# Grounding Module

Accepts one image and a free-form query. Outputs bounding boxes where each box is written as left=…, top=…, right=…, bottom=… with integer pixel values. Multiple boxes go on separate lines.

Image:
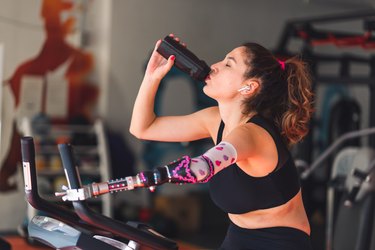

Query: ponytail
left=281, top=57, right=314, bottom=145
left=241, top=43, right=314, bottom=146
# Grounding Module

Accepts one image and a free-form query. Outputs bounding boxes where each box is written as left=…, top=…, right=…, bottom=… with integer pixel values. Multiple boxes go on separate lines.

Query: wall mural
left=0, top=0, right=98, bottom=192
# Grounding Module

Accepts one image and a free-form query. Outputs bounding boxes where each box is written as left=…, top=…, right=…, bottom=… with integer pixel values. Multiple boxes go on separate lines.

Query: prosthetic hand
left=56, top=141, right=237, bottom=201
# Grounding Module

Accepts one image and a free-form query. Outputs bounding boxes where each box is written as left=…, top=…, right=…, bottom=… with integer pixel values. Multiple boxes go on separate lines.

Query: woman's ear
left=248, top=79, right=259, bottom=92
left=238, top=79, right=259, bottom=94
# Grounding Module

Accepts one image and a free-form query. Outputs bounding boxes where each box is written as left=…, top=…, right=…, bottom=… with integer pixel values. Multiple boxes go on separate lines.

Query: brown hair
left=241, top=43, right=314, bottom=146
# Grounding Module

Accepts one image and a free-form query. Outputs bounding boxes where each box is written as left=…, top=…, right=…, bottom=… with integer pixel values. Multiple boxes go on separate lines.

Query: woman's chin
left=202, top=85, right=209, bottom=95
left=202, top=87, right=216, bottom=100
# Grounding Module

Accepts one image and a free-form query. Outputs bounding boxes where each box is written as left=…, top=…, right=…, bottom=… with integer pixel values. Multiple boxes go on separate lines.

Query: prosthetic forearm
left=56, top=141, right=237, bottom=201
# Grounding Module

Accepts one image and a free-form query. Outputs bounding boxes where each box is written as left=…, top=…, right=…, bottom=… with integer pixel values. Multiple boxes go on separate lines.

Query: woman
left=130, top=34, right=313, bottom=249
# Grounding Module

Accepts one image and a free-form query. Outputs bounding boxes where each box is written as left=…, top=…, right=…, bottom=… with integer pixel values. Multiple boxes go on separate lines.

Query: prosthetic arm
left=56, top=141, right=237, bottom=201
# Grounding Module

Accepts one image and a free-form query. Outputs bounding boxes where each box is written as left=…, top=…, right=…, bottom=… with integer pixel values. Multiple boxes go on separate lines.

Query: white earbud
left=237, top=85, right=251, bottom=92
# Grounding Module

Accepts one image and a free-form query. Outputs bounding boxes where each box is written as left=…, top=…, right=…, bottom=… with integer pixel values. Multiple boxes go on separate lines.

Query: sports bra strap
left=248, top=115, right=290, bottom=169
left=216, top=120, right=225, bottom=144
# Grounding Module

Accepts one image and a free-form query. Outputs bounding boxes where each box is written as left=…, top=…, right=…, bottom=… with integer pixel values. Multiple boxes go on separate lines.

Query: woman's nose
left=210, top=64, right=218, bottom=74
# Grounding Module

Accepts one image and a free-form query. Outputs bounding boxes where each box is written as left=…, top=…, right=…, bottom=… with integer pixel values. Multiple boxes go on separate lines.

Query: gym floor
left=3, top=236, right=50, bottom=250
left=3, top=235, right=201, bottom=250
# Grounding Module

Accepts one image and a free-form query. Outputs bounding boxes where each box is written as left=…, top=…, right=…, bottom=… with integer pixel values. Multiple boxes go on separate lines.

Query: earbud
left=237, top=85, right=251, bottom=92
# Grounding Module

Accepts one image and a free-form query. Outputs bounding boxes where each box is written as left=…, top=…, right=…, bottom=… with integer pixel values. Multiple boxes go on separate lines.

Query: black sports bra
left=208, top=115, right=300, bottom=214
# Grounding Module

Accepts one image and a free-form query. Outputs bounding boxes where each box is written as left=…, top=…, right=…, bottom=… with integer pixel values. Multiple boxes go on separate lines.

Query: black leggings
left=219, top=222, right=313, bottom=250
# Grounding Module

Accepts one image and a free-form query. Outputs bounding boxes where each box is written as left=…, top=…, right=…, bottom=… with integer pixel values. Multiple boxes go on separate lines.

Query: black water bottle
left=157, top=35, right=211, bottom=82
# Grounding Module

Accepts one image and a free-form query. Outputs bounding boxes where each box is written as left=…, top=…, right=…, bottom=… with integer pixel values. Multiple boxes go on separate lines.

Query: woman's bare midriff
left=228, top=190, right=311, bottom=235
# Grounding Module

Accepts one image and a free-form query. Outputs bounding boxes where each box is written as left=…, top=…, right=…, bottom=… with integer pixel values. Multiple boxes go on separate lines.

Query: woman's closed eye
left=225, top=56, right=236, bottom=67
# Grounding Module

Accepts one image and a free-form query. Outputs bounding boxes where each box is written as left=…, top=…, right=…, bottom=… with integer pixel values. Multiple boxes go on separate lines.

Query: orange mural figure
left=0, top=0, right=98, bottom=191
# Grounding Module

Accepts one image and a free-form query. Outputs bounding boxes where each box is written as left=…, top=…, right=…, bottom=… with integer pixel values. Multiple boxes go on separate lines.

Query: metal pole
left=301, top=127, right=375, bottom=179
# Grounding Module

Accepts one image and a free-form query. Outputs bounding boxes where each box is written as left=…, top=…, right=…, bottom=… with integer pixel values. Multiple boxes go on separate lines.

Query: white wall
left=0, top=0, right=43, bottom=231
left=106, top=0, right=369, bottom=155
left=0, top=0, right=43, bottom=79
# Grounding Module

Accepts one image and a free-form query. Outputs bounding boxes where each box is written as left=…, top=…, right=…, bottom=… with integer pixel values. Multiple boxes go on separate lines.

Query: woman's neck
left=218, top=101, right=255, bottom=133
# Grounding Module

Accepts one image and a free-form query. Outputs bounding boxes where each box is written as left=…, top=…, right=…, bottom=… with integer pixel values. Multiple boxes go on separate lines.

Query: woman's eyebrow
left=226, top=56, right=237, bottom=63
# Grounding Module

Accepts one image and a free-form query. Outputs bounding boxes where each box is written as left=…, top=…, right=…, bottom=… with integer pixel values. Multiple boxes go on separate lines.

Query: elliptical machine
left=21, top=136, right=178, bottom=250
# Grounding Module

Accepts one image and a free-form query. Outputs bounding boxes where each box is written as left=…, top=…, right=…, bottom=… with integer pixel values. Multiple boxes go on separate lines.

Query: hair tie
left=277, top=59, right=286, bottom=71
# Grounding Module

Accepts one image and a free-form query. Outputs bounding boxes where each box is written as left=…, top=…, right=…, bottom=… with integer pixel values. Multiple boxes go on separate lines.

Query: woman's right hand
left=144, top=35, right=180, bottom=82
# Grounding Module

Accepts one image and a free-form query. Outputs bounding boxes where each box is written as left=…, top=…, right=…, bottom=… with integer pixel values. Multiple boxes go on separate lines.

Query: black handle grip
left=21, top=137, right=38, bottom=195
left=21, top=136, right=35, bottom=163
left=58, top=144, right=82, bottom=189
left=157, top=35, right=211, bottom=81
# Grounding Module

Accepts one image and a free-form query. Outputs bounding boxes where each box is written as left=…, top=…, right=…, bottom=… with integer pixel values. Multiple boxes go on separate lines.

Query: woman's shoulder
left=195, top=106, right=221, bottom=139
left=195, top=106, right=220, bottom=120
left=204, top=106, right=221, bottom=126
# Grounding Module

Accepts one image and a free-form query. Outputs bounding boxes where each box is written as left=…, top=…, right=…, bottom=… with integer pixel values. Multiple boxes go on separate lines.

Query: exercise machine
left=21, top=137, right=124, bottom=249
left=301, top=128, right=375, bottom=250
left=21, top=136, right=178, bottom=249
